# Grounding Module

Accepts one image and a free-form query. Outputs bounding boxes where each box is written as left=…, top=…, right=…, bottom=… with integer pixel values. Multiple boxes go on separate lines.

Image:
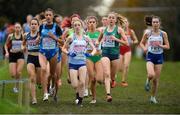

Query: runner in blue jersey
left=140, top=16, right=170, bottom=104
left=62, top=19, right=96, bottom=106
left=62, top=14, right=81, bottom=84
left=39, top=8, right=62, bottom=101
left=22, top=18, right=41, bottom=104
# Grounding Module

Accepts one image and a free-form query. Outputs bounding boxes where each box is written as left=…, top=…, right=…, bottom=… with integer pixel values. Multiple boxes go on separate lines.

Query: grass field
left=0, top=58, right=180, bottom=114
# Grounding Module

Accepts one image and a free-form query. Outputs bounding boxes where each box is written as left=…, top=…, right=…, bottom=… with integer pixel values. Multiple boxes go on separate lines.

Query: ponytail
left=116, top=14, right=126, bottom=28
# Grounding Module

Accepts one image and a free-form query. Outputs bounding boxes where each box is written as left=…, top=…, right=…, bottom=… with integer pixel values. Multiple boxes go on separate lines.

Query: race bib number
left=12, top=41, right=22, bottom=50
left=73, top=44, right=86, bottom=60
left=149, top=41, right=162, bottom=53
left=42, top=37, right=56, bottom=49
left=151, top=47, right=161, bottom=53
left=87, top=39, right=100, bottom=50
left=102, top=36, right=115, bottom=47
left=74, top=52, right=85, bottom=60
left=27, top=40, right=39, bottom=50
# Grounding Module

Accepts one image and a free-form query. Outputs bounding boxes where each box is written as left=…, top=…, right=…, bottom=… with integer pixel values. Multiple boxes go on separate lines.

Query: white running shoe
left=75, top=99, right=79, bottom=104
left=43, top=93, right=49, bottom=101
left=90, top=99, right=96, bottom=104
left=32, top=98, right=37, bottom=105
left=150, top=96, right=158, bottom=104
left=13, top=87, right=18, bottom=93
left=84, top=89, right=88, bottom=97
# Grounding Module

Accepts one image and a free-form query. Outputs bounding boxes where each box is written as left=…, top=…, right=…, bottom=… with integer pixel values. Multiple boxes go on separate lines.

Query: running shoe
left=90, top=99, right=96, bottom=104
left=13, top=87, right=18, bottom=93
left=43, top=93, right=49, bottom=101
left=120, top=81, right=128, bottom=87
left=106, top=95, right=112, bottom=102
left=150, top=96, right=158, bottom=104
left=75, top=99, right=79, bottom=104
left=84, top=89, right=89, bottom=97
left=111, top=80, right=116, bottom=88
left=32, top=98, right=37, bottom=105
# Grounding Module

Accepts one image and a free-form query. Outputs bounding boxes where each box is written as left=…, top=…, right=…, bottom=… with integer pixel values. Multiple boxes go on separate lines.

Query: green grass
left=0, top=58, right=180, bottom=114
left=0, top=99, right=36, bottom=114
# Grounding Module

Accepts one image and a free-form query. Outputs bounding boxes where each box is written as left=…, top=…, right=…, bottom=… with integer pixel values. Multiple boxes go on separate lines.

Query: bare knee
left=16, top=71, right=22, bottom=77
left=41, top=67, right=47, bottom=74
left=148, top=73, right=155, bottom=79
left=104, top=71, right=110, bottom=78
left=96, top=74, right=103, bottom=82
left=71, top=82, right=78, bottom=89
left=79, top=80, right=85, bottom=88
left=119, top=67, right=123, bottom=72
left=124, top=64, right=129, bottom=70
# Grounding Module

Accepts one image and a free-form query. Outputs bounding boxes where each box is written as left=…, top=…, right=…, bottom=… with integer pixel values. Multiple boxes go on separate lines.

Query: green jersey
left=102, top=26, right=121, bottom=55
left=86, top=31, right=100, bottom=50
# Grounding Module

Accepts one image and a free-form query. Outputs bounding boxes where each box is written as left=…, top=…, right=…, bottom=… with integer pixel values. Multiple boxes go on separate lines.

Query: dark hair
left=86, top=16, right=98, bottom=25
left=39, top=12, right=45, bottom=20
left=45, top=8, right=54, bottom=15
left=70, top=14, right=81, bottom=22
left=30, top=18, right=39, bottom=25
left=152, top=15, right=161, bottom=22
left=144, top=15, right=153, bottom=26
left=14, top=22, right=21, bottom=26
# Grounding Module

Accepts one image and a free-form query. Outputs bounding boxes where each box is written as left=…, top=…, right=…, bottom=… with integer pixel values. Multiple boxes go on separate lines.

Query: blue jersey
left=40, top=23, right=59, bottom=50
left=39, top=23, right=62, bottom=60
left=25, top=32, right=39, bottom=52
left=68, top=34, right=88, bottom=65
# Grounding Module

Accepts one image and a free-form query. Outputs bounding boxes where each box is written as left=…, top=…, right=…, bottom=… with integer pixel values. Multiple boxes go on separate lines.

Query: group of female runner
left=4, top=8, right=170, bottom=106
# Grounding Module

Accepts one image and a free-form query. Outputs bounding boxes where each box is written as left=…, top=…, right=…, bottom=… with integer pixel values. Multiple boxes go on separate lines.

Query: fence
left=0, top=78, right=30, bottom=113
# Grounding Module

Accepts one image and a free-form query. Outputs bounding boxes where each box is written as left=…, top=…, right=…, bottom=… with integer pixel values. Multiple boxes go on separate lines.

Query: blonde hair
left=73, top=19, right=84, bottom=34
left=73, top=19, right=84, bottom=28
left=116, top=14, right=126, bottom=28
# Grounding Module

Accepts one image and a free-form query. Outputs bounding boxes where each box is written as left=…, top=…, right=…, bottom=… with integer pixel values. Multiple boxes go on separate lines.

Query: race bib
left=87, top=39, right=100, bottom=50
left=150, top=46, right=161, bottom=53
left=12, top=41, right=22, bottom=50
left=73, top=44, right=86, bottom=60
left=74, top=52, right=85, bottom=60
left=127, top=36, right=132, bottom=45
left=27, top=40, right=39, bottom=50
left=149, top=41, right=162, bottom=53
left=42, top=37, right=56, bottom=49
left=102, top=35, right=115, bottom=47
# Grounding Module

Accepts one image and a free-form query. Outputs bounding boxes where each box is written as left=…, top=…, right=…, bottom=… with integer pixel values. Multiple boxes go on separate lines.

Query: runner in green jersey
left=86, top=16, right=103, bottom=104
left=97, top=12, right=128, bottom=102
